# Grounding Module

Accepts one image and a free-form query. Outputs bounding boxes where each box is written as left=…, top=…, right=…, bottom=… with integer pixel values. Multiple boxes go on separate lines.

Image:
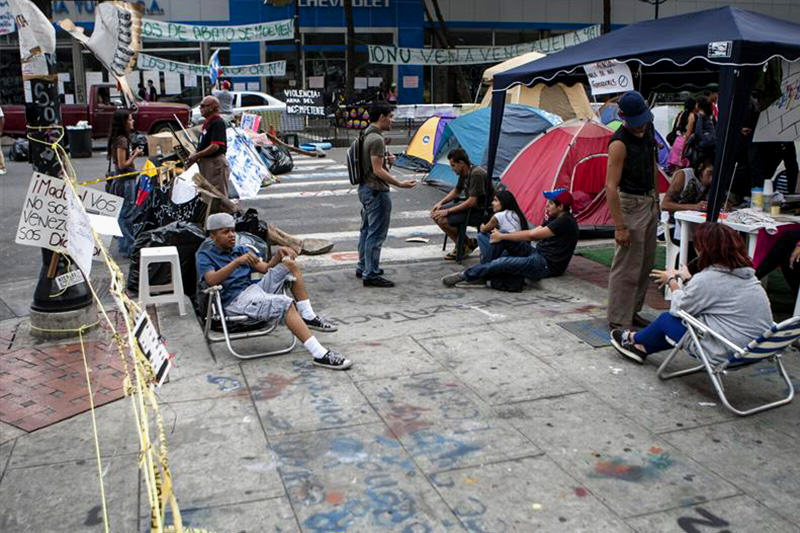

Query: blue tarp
left=426, top=105, right=561, bottom=188
left=487, top=7, right=800, bottom=221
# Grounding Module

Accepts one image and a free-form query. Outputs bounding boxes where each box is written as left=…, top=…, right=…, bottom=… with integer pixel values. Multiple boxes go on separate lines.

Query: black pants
left=755, top=230, right=800, bottom=294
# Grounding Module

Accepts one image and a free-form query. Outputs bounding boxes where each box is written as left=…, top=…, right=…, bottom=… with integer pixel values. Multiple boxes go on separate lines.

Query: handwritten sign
left=755, top=59, right=800, bottom=142
left=583, top=60, right=633, bottom=95
left=282, top=89, right=324, bottom=116
left=368, top=25, right=600, bottom=65
left=138, top=53, right=286, bottom=78
left=66, top=184, right=94, bottom=276
left=141, top=18, right=293, bottom=43
left=16, top=173, right=123, bottom=262
left=240, top=113, right=261, bottom=133
left=133, top=312, right=171, bottom=387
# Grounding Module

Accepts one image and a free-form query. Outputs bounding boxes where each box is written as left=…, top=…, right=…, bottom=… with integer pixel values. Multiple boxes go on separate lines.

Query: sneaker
left=355, top=268, right=383, bottom=279
left=610, top=329, right=647, bottom=364
left=313, top=350, right=352, bottom=370
left=304, top=315, right=338, bottom=332
left=441, top=272, right=465, bottom=287
left=455, top=278, right=487, bottom=288
left=363, top=276, right=395, bottom=288
left=0, top=169, right=6, bottom=175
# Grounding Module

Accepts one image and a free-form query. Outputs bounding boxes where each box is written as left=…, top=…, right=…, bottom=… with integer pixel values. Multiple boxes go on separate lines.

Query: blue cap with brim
left=618, top=90, right=653, bottom=128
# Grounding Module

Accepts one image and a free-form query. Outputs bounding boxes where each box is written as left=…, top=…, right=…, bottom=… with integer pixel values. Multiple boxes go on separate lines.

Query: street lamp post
left=638, top=0, right=668, bottom=19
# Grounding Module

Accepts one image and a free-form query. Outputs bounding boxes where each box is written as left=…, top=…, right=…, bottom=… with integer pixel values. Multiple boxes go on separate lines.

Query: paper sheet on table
left=88, top=213, right=122, bottom=236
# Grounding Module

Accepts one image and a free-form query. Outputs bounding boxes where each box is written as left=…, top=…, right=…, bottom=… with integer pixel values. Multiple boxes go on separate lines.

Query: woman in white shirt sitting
left=477, top=190, right=530, bottom=263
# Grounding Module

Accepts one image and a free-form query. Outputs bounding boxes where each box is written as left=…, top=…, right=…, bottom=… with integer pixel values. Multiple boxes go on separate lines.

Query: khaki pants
left=607, top=192, right=659, bottom=328
left=198, top=153, right=232, bottom=213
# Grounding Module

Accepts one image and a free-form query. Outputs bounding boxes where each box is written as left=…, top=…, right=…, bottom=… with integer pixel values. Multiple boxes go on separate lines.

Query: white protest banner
left=0, top=1, right=15, bottom=36
left=137, top=53, right=286, bottom=78
left=226, top=127, right=274, bottom=198
left=66, top=184, right=94, bottom=276
left=583, top=60, right=633, bottom=95
left=755, top=60, right=800, bottom=142
left=368, top=25, right=600, bottom=66
left=16, top=173, right=123, bottom=262
left=133, top=312, right=171, bottom=387
left=140, top=17, right=293, bottom=43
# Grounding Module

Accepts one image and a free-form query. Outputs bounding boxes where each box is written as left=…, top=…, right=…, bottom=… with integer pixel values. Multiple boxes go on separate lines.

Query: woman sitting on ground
left=476, top=190, right=530, bottom=263
left=610, top=222, right=773, bottom=364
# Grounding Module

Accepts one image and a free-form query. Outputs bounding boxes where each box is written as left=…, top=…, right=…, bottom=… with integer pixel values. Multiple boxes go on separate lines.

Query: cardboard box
left=147, top=132, right=177, bottom=157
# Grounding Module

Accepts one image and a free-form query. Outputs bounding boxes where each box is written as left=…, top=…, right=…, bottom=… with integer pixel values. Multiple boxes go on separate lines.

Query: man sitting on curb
left=442, top=189, right=579, bottom=288
left=430, top=148, right=493, bottom=260
left=196, top=213, right=352, bottom=370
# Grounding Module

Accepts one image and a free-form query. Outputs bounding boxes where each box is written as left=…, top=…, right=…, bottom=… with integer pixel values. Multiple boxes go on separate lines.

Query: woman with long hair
left=477, top=189, right=530, bottom=263
left=666, top=97, right=696, bottom=172
left=107, top=109, right=142, bottom=257
left=611, top=222, right=773, bottom=364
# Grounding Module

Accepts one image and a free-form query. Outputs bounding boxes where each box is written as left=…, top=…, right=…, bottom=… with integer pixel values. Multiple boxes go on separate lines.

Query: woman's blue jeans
left=633, top=312, right=687, bottom=354
left=116, top=178, right=138, bottom=257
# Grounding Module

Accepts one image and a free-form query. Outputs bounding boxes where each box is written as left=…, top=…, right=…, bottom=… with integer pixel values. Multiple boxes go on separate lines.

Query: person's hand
left=236, top=252, right=259, bottom=268
left=399, top=179, right=417, bottom=189
left=791, top=246, right=800, bottom=269
left=694, top=201, right=708, bottom=211
left=489, top=228, right=504, bottom=244
left=278, top=246, right=297, bottom=260
left=649, top=269, right=668, bottom=288
left=185, top=153, right=197, bottom=166
left=615, top=227, right=631, bottom=247
left=678, top=263, right=692, bottom=281
left=132, top=147, right=143, bottom=159
left=431, top=201, right=443, bottom=214
left=431, top=208, right=447, bottom=222
left=386, top=153, right=396, bottom=167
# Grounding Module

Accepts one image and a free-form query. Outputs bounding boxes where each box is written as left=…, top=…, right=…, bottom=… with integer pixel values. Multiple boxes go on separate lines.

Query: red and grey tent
left=500, top=120, right=669, bottom=229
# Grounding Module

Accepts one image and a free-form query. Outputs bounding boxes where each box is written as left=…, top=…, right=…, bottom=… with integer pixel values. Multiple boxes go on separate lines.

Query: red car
left=1, top=84, right=191, bottom=138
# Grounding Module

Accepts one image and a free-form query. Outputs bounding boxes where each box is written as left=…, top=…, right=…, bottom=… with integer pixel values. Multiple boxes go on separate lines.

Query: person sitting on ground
left=610, top=222, right=773, bottom=364
left=196, top=213, right=352, bottom=370
left=476, top=189, right=530, bottom=263
left=442, top=188, right=579, bottom=288
left=430, top=148, right=493, bottom=260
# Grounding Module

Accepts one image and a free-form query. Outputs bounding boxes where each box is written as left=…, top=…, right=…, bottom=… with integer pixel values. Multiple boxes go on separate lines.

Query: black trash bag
left=127, top=221, right=206, bottom=298
left=132, top=187, right=206, bottom=238
left=236, top=231, right=268, bottom=259
left=10, top=139, right=29, bottom=161
left=234, top=209, right=271, bottom=257
left=262, top=145, right=294, bottom=174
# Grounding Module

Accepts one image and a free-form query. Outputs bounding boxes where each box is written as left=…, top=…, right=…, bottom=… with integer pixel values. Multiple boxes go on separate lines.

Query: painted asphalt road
left=240, top=147, right=454, bottom=270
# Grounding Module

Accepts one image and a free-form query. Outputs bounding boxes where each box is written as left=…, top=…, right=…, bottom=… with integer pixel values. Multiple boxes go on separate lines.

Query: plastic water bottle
left=751, top=187, right=763, bottom=210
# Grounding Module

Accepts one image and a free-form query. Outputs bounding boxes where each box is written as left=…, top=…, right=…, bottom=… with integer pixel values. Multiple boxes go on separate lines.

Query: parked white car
left=190, top=91, right=286, bottom=124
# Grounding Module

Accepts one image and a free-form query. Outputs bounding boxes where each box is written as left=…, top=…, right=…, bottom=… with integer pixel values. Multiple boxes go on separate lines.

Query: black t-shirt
left=610, top=123, right=656, bottom=195
left=456, top=165, right=491, bottom=210
left=536, top=213, right=579, bottom=276
left=197, top=115, right=227, bottom=156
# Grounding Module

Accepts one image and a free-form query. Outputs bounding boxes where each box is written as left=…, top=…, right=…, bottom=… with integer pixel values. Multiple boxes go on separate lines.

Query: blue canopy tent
left=487, top=7, right=800, bottom=220
left=427, top=105, right=561, bottom=188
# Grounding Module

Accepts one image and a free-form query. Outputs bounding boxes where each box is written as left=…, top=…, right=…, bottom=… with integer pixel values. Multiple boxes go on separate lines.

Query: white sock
left=296, top=299, right=316, bottom=320
left=303, top=336, right=328, bottom=359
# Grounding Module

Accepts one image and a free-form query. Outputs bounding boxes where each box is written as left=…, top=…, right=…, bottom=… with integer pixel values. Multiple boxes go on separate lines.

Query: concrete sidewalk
left=1, top=256, right=799, bottom=532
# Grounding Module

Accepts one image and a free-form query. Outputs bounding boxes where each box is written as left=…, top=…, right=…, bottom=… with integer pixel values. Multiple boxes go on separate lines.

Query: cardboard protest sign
left=283, top=89, right=324, bottom=116
left=16, top=173, right=123, bottom=262
left=583, top=60, right=633, bottom=95
left=133, top=312, right=171, bottom=387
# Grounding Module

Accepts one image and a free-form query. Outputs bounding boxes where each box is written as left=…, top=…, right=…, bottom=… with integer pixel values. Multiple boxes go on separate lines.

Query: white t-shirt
left=494, top=210, right=522, bottom=233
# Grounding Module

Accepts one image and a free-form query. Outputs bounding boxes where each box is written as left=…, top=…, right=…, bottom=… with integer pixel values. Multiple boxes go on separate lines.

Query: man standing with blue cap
left=605, top=90, right=660, bottom=330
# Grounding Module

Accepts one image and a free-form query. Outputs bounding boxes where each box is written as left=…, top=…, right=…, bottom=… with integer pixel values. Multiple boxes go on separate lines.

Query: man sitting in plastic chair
left=196, top=213, right=352, bottom=370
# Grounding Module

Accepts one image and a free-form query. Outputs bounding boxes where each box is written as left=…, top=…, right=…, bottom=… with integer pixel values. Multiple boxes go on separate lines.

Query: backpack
left=346, top=132, right=367, bottom=186
left=695, top=113, right=717, bottom=149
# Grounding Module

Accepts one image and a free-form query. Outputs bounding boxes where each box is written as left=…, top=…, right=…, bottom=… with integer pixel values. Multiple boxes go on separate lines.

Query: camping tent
left=426, top=104, right=561, bottom=187
left=395, top=115, right=454, bottom=171
left=487, top=6, right=800, bottom=220
left=500, top=120, right=669, bottom=228
left=478, top=53, right=595, bottom=121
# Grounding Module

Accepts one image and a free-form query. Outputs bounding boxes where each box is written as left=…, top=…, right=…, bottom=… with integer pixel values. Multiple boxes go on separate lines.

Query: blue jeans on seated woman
left=463, top=246, right=550, bottom=282
left=476, top=232, right=532, bottom=264
left=633, top=312, right=688, bottom=354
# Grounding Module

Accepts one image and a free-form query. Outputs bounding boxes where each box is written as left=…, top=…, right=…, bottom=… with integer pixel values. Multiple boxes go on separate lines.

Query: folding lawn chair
left=196, top=239, right=297, bottom=360
left=657, top=310, right=799, bottom=416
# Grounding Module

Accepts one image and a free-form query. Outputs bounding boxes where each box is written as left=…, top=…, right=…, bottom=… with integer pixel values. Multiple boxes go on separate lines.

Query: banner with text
left=138, top=54, right=286, bottom=78
left=368, top=25, right=600, bottom=66
left=141, top=17, right=294, bottom=42
left=16, top=173, right=123, bottom=262
left=583, top=60, right=633, bottom=95
left=282, top=89, right=324, bottom=116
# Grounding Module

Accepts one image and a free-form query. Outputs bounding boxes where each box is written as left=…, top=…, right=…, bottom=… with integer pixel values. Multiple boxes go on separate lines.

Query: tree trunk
left=425, top=0, right=471, bottom=103
left=344, top=0, right=356, bottom=100
left=603, top=0, right=611, bottom=33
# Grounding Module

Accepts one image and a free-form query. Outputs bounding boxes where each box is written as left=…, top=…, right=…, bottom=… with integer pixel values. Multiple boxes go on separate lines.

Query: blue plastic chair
left=657, top=311, right=799, bottom=416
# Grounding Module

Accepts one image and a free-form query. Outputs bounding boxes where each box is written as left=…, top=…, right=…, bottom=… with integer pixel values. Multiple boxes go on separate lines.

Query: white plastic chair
left=139, top=246, right=186, bottom=316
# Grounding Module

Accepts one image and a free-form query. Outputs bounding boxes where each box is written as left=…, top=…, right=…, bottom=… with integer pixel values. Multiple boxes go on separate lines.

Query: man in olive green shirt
left=431, top=148, right=493, bottom=259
